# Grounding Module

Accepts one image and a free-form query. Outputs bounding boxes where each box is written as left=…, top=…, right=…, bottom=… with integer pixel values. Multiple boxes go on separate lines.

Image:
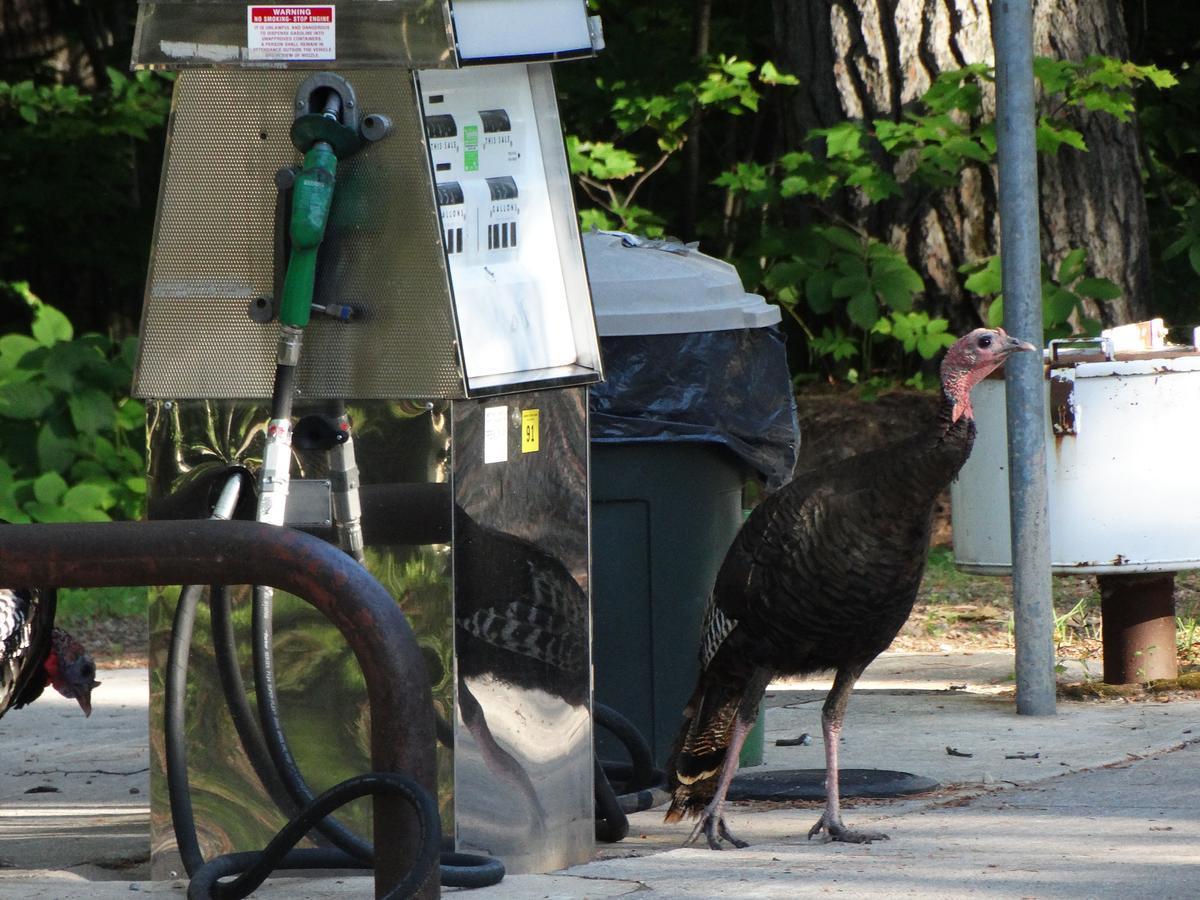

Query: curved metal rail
left=0, top=519, right=438, bottom=899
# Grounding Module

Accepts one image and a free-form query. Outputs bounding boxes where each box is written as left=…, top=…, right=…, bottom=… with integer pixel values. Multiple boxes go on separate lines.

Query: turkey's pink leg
left=687, top=715, right=752, bottom=850
left=808, top=664, right=888, bottom=844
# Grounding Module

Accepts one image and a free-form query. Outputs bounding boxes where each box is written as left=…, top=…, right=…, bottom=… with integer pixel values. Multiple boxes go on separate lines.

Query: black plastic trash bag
left=589, top=326, right=799, bottom=490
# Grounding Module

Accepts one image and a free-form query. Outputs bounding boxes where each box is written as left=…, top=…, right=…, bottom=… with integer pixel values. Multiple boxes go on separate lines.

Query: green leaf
left=805, top=270, right=837, bottom=314
left=31, top=303, right=73, bottom=346
left=63, top=482, right=114, bottom=515
left=1144, top=66, right=1178, bottom=89
left=819, top=122, right=863, bottom=158
left=759, top=61, right=799, bottom=86
left=942, top=136, right=991, bottom=163
left=818, top=226, right=864, bottom=255
left=987, top=297, right=1005, bottom=328
left=916, top=333, right=955, bottom=359
left=0, top=502, right=31, bottom=524
left=41, top=340, right=103, bottom=391
left=0, top=381, right=55, bottom=419
left=115, top=398, right=146, bottom=432
left=832, top=273, right=870, bottom=299
left=33, top=471, right=68, bottom=505
left=68, top=388, right=117, bottom=434
left=1056, top=248, right=1087, bottom=285
left=963, top=256, right=1004, bottom=296
left=1036, top=119, right=1088, bottom=154
left=24, top=501, right=84, bottom=524
left=37, top=421, right=76, bottom=473
left=845, top=291, right=880, bottom=330
left=0, top=334, right=40, bottom=373
left=1043, top=285, right=1078, bottom=325
left=844, top=165, right=899, bottom=201
left=1074, top=277, right=1122, bottom=301
left=872, top=265, right=923, bottom=311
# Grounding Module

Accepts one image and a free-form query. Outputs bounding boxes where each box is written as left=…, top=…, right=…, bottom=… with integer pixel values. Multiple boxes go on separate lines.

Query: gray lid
left=582, top=230, right=782, bottom=336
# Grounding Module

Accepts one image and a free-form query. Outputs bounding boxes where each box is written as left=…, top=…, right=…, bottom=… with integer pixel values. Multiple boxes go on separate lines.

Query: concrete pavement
left=3, top=651, right=1199, bottom=897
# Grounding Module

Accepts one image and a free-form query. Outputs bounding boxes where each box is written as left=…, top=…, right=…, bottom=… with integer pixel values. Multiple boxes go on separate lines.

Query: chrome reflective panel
left=451, top=388, right=594, bottom=873
left=146, top=399, right=455, bottom=877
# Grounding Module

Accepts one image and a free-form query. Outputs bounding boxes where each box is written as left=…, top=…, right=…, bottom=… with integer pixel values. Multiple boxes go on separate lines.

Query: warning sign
left=247, top=6, right=336, bottom=61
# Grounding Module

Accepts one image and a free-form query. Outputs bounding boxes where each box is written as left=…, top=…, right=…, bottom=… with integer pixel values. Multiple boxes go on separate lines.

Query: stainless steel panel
left=416, top=64, right=603, bottom=396
left=451, top=388, right=593, bottom=873
left=132, top=0, right=457, bottom=70
left=145, top=398, right=455, bottom=877
left=134, top=69, right=465, bottom=400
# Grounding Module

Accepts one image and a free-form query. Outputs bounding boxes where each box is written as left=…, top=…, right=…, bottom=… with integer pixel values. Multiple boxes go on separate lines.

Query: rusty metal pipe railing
left=0, top=519, right=438, bottom=899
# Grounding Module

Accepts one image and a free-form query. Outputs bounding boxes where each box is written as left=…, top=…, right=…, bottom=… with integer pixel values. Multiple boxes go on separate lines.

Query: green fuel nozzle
left=279, top=141, right=337, bottom=329
left=274, top=74, right=390, bottom=330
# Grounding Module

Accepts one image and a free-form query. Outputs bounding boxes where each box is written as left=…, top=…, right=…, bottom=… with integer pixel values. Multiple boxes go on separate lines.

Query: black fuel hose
left=208, top=585, right=302, bottom=824
left=185, top=773, right=440, bottom=900
left=250, top=583, right=374, bottom=861
left=165, top=575, right=504, bottom=895
left=592, top=701, right=669, bottom=840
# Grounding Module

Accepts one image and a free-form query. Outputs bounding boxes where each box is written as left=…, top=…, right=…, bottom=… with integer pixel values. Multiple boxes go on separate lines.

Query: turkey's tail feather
left=663, top=678, right=748, bottom=823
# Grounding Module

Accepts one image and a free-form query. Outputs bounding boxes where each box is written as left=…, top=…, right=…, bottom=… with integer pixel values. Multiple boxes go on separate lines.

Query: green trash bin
left=585, top=232, right=797, bottom=770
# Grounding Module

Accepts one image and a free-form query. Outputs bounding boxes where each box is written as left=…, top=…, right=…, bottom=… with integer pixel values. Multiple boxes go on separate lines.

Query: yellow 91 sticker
left=521, top=409, right=540, bottom=453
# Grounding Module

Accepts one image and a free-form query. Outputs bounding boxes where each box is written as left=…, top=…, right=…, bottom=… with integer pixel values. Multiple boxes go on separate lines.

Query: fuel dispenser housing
left=132, top=0, right=604, bottom=880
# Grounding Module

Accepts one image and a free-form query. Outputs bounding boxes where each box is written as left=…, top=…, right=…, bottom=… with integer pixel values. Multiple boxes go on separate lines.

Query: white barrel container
left=952, top=350, right=1200, bottom=574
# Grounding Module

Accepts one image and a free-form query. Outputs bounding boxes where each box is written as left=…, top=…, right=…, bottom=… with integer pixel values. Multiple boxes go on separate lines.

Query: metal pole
left=993, top=2, right=1057, bottom=715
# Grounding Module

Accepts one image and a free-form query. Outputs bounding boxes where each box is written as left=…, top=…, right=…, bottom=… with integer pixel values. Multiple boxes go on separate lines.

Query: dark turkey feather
left=1, top=587, right=57, bottom=716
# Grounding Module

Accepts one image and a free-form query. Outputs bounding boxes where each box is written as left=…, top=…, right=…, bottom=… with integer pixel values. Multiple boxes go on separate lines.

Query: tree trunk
left=771, top=0, right=1149, bottom=330
left=1032, top=0, right=1150, bottom=326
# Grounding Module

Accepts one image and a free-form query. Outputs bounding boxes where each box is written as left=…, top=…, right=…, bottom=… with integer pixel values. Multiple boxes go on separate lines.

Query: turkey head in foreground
left=1, top=587, right=100, bottom=720
left=664, top=327, right=1035, bottom=850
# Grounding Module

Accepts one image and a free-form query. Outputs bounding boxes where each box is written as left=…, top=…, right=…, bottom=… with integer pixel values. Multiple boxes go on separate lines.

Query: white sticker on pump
left=483, top=406, right=508, bottom=464
left=247, top=6, right=335, bottom=61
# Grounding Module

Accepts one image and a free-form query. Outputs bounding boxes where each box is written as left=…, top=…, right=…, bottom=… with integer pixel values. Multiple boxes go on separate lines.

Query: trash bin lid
left=583, top=230, right=781, bottom=336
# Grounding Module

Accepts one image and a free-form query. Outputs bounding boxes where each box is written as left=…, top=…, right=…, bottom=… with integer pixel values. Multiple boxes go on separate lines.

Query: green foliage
left=961, top=249, right=1122, bottom=340
left=873, top=311, right=957, bottom=360
left=568, top=55, right=790, bottom=236
left=0, top=283, right=145, bottom=523
left=728, top=56, right=1168, bottom=376
left=0, top=67, right=173, bottom=334
left=566, top=33, right=1177, bottom=383
left=1138, top=60, right=1200, bottom=332
left=1162, top=202, right=1200, bottom=278
left=56, top=586, right=146, bottom=629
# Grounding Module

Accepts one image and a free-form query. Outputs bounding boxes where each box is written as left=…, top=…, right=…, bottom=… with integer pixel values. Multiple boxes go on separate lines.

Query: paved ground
left=3, top=651, right=1199, bottom=897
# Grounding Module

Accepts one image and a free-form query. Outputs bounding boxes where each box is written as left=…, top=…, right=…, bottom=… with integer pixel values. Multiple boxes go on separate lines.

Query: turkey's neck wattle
left=940, top=365, right=988, bottom=424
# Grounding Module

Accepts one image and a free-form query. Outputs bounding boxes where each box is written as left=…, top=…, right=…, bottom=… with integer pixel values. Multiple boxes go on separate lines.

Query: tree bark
left=771, top=0, right=1148, bottom=329
left=1031, top=0, right=1149, bottom=325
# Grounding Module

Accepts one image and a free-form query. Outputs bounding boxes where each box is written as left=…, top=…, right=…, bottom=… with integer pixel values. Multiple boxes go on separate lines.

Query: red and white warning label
left=247, top=6, right=336, bottom=61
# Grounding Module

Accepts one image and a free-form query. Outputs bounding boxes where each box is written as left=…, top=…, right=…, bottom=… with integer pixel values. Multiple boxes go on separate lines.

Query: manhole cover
left=728, top=768, right=939, bottom=801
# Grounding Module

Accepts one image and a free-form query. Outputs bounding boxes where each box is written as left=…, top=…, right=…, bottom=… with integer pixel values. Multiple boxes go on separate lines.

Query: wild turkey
left=1, top=587, right=100, bottom=720
left=665, top=327, right=1034, bottom=848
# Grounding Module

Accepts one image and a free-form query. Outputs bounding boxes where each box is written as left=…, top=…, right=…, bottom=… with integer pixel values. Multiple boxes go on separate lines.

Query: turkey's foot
left=685, top=813, right=749, bottom=850
left=807, top=813, right=888, bottom=844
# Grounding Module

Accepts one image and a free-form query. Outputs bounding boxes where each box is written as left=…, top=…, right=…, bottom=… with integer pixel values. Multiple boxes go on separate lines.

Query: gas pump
left=131, top=0, right=605, bottom=891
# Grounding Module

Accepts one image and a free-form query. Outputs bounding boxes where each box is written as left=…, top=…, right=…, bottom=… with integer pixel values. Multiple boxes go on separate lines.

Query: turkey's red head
left=940, top=327, right=1037, bottom=422
left=45, top=627, right=100, bottom=717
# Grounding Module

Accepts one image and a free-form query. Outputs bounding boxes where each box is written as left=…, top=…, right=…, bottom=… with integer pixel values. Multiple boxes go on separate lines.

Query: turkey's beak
left=77, top=682, right=98, bottom=717
left=1003, top=336, right=1038, bottom=355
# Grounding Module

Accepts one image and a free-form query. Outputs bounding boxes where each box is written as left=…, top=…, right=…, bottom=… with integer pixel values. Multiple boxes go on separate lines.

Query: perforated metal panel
left=134, top=68, right=466, bottom=399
